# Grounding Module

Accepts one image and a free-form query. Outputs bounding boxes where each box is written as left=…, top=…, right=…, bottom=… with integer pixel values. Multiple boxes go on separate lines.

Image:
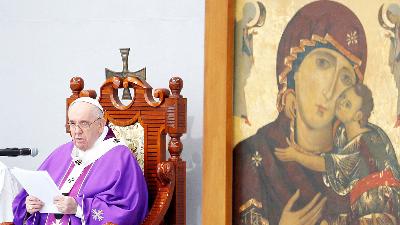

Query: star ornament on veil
left=346, top=30, right=358, bottom=46
left=251, top=151, right=263, bottom=167
left=92, top=209, right=104, bottom=221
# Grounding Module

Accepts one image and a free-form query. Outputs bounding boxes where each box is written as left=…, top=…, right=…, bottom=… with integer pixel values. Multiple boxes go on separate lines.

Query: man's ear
left=353, top=111, right=363, bottom=123
left=284, top=91, right=296, bottom=120
left=99, top=118, right=106, bottom=129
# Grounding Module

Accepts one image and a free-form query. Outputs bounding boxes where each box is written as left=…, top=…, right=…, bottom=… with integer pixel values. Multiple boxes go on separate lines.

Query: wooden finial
left=169, top=77, right=183, bottom=98
left=168, top=134, right=183, bottom=160
left=70, top=77, right=84, bottom=97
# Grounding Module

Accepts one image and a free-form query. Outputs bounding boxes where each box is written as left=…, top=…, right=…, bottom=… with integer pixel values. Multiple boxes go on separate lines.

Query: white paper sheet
left=10, top=167, right=62, bottom=213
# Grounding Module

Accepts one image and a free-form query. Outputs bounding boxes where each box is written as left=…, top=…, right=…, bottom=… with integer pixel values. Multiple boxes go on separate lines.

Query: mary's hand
left=279, top=190, right=327, bottom=225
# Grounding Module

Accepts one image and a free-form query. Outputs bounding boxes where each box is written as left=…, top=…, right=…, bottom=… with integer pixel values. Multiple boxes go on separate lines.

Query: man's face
left=68, top=102, right=104, bottom=151
left=335, top=87, right=362, bottom=124
left=295, top=48, right=356, bottom=129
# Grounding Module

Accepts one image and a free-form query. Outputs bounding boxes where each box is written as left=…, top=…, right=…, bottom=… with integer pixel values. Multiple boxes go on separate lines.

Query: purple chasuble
left=12, top=141, right=148, bottom=225
left=45, top=163, right=92, bottom=225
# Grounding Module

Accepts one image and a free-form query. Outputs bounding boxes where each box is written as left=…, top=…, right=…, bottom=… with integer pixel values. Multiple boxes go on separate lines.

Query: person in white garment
left=0, top=161, right=21, bottom=222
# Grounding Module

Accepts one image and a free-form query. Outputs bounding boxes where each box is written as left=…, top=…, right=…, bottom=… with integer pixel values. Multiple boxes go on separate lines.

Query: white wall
left=0, top=1, right=203, bottom=224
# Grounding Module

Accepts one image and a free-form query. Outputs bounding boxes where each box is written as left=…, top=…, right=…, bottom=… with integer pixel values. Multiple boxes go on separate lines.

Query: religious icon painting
left=233, top=1, right=400, bottom=224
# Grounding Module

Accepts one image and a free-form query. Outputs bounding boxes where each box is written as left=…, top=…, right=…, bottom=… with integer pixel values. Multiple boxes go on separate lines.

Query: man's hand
left=26, top=196, right=44, bottom=214
left=54, top=195, right=78, bottom=214
left=279, top=190, right=327, bottom=225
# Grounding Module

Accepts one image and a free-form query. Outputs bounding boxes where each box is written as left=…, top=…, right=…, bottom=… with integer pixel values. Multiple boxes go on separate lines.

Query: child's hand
left=275, top=146, right=300, bottom=162
left=275, top=138, right=301, bottom=162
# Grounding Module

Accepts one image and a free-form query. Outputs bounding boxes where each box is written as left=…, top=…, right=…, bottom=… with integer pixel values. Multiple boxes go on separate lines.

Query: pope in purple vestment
left=12, top=139, right=148, bottom=225
left=12, top=97, right=148, bottom=225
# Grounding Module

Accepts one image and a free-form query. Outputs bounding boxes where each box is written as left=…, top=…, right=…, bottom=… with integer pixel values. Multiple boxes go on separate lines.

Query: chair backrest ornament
left=108, top=122, right=145, bottom=171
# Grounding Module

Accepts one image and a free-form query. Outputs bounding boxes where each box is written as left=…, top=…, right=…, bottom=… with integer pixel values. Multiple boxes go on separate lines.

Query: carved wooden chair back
left=66, top=74, right=186, bottom=225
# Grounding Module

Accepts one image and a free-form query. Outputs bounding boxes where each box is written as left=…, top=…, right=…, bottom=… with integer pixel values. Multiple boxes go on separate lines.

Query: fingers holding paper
left=26, top=195, right=44, bottom=214
left=54, top=195, right=78, bottom=214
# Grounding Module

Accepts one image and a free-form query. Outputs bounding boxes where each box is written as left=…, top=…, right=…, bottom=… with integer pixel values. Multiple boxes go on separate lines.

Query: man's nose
left=72, top=126, right=83, bottom=134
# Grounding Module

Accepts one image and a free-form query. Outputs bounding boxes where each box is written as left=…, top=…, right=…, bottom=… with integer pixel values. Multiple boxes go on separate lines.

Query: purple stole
left=44, top=163, right=92, bottom=225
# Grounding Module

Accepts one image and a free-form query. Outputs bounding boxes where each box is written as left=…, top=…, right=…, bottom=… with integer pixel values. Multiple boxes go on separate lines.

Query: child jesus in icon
left=275, top=83, right=400, bottom=224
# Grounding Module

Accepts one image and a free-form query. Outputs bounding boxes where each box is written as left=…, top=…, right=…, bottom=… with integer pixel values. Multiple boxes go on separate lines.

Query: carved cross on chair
left=105, top=48, right=146, bottom=100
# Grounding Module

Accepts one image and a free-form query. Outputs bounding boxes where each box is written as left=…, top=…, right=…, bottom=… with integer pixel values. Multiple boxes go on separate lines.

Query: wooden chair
left=0, top=49, right=186, bottom=225
left=65, top=62, right=187, bottom=224
left=66, top=71, right=186, bottom=224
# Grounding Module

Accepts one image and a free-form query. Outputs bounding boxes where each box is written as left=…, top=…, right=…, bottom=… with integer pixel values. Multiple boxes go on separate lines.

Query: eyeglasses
left=68, top=117, right=102, bottom=130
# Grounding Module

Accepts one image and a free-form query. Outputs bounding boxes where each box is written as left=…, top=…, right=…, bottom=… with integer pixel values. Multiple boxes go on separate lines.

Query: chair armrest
left=103, top=161, right=176, bottom=225
left=141, top=161, right=176, bottom=225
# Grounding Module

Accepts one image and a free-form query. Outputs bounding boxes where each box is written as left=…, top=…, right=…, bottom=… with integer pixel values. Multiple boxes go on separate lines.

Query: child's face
left=335, top=87, right=362, bottom=123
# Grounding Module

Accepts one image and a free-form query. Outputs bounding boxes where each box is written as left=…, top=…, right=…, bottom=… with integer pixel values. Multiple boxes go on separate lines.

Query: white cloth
left=0, top=161, right=21, bottom=222
left=63, top=128, right=117, bottom=194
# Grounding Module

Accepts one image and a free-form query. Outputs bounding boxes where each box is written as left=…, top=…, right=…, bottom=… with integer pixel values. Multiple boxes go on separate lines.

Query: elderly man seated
left=12, top=97, right=148, bottom=225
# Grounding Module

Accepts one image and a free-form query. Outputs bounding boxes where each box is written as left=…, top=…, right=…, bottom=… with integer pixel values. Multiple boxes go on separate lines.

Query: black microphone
left=0, top=148, right=38, bottom=157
